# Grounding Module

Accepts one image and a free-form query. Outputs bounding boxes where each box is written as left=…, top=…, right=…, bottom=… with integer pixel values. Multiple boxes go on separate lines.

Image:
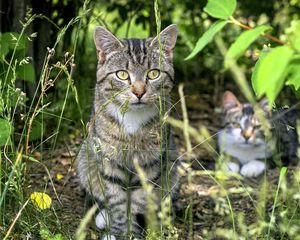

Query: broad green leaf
left=185, top=20, right=227, bottom=60
left=17, top=63, right=36, bottom=82
left=286, top=56, right=300, bottom=90
left=0, top=118, right=12, bottom=146
left=204, top=0, right=237, bottom=20
left=225, top=25, right=272, bottom=68
left=252, top=46, right=294, bottom=104
left=251, top=49, right=269, bottom=96
left=1, top=32, right=26, bottom=51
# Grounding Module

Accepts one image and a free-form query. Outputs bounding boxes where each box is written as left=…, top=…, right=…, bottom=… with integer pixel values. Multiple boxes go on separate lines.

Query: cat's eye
left=232, top=122, right=241, bottom=128
left=147, top=69, right=160, bottom=80
left=116, top=70, right=129, bottom=80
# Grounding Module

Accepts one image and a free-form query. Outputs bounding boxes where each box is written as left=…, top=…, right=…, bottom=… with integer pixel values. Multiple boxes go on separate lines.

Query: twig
left=3, top=199, right=30, bottom=240
left=229, top=17, right=286, bottom=45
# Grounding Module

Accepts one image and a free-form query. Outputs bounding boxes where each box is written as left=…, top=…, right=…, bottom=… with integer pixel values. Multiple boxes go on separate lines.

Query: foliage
left=186, top=0, right=300, bottom=104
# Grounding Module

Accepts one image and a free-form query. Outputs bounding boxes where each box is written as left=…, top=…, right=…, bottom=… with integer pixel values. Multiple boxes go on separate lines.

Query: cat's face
left=221, top=91, right=270, bottom=148
left=93, top=25, right=177, bottom=111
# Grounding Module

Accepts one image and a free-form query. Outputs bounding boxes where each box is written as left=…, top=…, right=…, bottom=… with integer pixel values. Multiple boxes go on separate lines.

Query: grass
left=1, top=1, right=300, bottom=240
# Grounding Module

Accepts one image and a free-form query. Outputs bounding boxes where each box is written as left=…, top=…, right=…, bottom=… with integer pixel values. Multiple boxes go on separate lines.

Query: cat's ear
left=149, top=24, right=178, bottom=58
left=223, top=91, right=240, bottom=111
left=94, top=26, right=124, bottom=63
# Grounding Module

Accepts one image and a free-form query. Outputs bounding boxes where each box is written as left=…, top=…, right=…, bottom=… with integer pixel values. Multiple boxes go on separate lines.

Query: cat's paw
left=101, top=234, right=116, bottom=240
left=96, top=210, right=109, bottom=230
left=227, top=162, right=240, bottom=173
left=240, top=160, right=265, bottom=178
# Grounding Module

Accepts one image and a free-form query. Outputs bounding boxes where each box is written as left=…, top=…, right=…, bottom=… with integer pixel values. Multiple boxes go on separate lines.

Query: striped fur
left=77, top=25, right=179, bottom=239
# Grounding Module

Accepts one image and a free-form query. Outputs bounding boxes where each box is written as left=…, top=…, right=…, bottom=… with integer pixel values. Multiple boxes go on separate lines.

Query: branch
left=229, top=17, right=286, bottom=45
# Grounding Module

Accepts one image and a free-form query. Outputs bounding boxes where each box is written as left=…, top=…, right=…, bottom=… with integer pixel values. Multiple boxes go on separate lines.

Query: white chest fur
left=106, top=103, right=158, bottom=135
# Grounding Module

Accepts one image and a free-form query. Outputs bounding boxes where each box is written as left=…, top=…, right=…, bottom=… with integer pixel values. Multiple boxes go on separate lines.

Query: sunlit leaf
left=286, top=57, right=300, bottom=90
left=251, top=49, right=269, bottom=96
left=185, top=20, right=227, bottom=60
left=0, top=118, right=12, bottom=146
left=30, top=192, right=52, bottom=210
left=286, top=56, right=300, bottom=97
left=225, top=25, right=272, bottom=68
left=204, top=0, right=237, bottom=20
left=252, top=46, right=294, bottom=104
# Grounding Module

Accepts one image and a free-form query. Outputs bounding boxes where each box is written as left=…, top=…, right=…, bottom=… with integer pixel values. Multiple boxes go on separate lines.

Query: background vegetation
left=0, top=0, right=299, bottom=239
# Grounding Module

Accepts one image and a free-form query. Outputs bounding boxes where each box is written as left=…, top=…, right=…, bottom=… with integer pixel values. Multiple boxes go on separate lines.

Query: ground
left=26, top=91, right=297, bottom=239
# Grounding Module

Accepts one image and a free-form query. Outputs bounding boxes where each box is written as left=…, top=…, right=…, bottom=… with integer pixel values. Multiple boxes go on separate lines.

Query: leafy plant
left=186, top=0, right=300, bottom=104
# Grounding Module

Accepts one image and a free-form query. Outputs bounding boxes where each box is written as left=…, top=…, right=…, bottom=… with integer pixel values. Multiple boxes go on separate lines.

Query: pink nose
left=131, top=81, right=146, bottom=99
left=133, top=91, right=145, bottom=99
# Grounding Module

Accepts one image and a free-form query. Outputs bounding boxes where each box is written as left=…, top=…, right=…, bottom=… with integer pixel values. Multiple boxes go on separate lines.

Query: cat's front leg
left=98, top=183, right=129, bottom=239
left=240, top=160, right=265, bottom=177
left=226, top=162, right=240, bottom=173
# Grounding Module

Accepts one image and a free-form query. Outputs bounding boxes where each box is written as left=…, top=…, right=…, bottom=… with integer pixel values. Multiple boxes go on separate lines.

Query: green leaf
left=251, top=49, right=269, bottom=96
left=185, top=20, right=227, bottom=60
left=225, top=25, right=272, bottom=68
left=1, top=32, right=27, bottom=51
left=0, top=118, right=13, bottom=146
left=252, top=46, right=294, bottom=104
left=289, top=20, right=300, bottom=52
left=204, top=0, right=237, bottom=20
left=0, top=33, right=10, bottom=61
left=17, top=63, right=36, bottom=82
left=286, top=56, right=300, bottom=90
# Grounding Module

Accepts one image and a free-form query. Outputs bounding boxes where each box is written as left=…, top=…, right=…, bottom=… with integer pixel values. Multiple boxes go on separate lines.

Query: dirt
left=26, top=92, right=297, bottom=240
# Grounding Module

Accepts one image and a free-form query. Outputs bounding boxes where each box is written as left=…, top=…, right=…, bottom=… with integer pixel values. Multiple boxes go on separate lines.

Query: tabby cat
left=76, top=25, right=179, bottom=239
left=218, top=91, right=299, bottom=178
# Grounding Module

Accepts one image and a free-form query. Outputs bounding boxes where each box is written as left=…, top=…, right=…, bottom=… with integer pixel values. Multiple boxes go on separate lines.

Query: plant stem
left=229, top=17, right=286, bottom=45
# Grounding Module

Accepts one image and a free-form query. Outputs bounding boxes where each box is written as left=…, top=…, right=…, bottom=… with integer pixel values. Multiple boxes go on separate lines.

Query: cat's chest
left=106, top=103, right=158, bottom=135
left=100, top=121, right=161, bottom=161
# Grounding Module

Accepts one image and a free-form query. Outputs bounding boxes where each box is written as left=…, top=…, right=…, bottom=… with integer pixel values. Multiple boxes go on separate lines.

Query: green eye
left=147, top=69, right=160, bottom=80
left=116, top=70, right=129, bottom=80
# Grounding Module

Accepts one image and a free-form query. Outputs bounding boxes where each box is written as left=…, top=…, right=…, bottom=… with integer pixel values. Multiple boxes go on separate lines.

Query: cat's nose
left=131, top=81, right=146, bottom=99
left=242, top=128, right=252, bottom=140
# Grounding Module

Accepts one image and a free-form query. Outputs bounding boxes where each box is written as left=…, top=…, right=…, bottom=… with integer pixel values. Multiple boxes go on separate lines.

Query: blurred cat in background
left=218, top=91, right=299, bottom=178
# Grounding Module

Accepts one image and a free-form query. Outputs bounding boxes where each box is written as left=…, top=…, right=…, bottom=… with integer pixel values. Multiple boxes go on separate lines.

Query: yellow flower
left=30, top=192, right=52, bottom=210
left=56, top=173, right=64, bottom=180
